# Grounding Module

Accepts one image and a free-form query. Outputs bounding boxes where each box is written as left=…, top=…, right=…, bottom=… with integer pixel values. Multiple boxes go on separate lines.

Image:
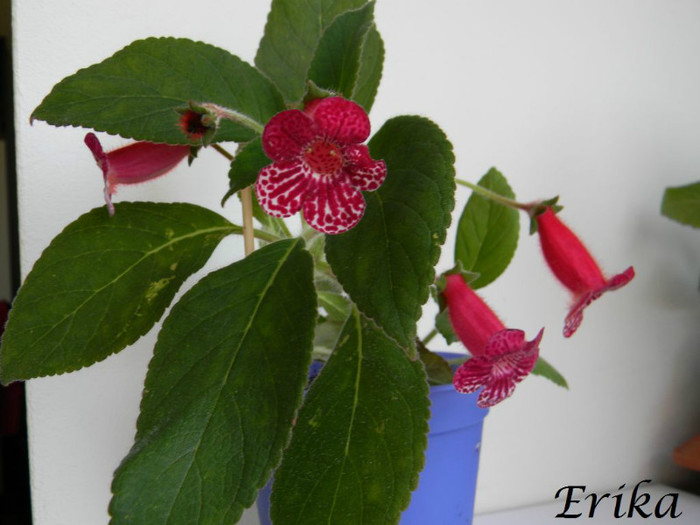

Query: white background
left=11, top=0, right=700, bottom=523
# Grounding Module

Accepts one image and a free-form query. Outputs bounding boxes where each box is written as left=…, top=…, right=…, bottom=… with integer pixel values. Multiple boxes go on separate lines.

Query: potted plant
left=0, top=1, right=634, bottom=523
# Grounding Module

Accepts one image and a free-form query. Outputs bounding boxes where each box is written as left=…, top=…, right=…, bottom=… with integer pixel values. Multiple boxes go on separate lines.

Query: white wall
left=12, top=1, right=700, bottom=523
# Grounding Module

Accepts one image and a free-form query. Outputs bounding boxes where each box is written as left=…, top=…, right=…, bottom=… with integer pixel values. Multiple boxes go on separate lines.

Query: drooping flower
left=443, top=274, right=542, bottom=408
left=85, top=133, right=190, bottom=216
left=535, top=207, right=635, bottom=338
left=255, top=96, right=387, bottom=234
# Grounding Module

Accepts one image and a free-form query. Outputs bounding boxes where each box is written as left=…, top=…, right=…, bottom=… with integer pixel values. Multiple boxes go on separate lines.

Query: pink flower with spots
left=85, top=133, right=190, bottom=216
left=255, top=97, right=387, bottom=234
left=443, top=273, right=542, bottom=408
left=536, top=207, right=635, bottom=337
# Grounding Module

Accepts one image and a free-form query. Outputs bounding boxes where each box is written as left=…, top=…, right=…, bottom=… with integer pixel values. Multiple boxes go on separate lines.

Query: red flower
left=443, top=274, right=542, bottom=408
left=85, top=133, right=190, bottom=216
left=255, top=97, right=387, bottom=234
left=536, top=208, right=635, bottom=337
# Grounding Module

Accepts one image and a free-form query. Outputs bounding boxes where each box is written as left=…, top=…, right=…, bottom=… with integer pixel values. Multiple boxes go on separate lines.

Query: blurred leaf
left=532, top=356, right=568, bottom=389
left=661, top=181, right=700, bottom=228
left=0, top=203, right=235, bottom=383
left=110, top=239, right=316, bottom=524
left=313, top=318, right=344, bottom=355
left=435, top=308, right=459, bottom=345
left=418, top=344, right=453, bottom=385
left=318, top=291, right=352, bottom=322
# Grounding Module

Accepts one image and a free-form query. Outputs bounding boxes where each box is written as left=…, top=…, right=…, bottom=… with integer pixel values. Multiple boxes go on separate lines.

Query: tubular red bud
left=443, top=274, right=505, bottom=356
left=536, top=208, right=634, bottom=337
left=84, top=133, right=189, bottom=216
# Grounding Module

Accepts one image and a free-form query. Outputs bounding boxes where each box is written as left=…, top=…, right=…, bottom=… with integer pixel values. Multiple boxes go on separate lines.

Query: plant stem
left=209, top=143, right=256, bottom=254
left=456, top=178, right=533, bottom=212
left=422, top=328, right=438, bottom=345
left=241, top=187, right=255, bottom=255
left=200, top=103, right=265, bottom=135
left=211, top=143, right=234, bottom=161
left=227, top=224, right=280, bottom=243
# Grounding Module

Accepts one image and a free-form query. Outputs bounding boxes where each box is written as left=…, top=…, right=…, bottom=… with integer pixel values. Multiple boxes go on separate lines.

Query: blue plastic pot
left=257, top=356, right=488, bottom=524
left=400, top=381, right=487, bottom=524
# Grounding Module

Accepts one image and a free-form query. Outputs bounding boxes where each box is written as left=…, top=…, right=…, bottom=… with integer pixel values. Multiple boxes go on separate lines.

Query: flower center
left=303, top=140, right=344, bottom=175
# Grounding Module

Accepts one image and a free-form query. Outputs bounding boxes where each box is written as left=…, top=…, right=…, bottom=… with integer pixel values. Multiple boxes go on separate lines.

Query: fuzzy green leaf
left=532, top=356, right=568, bottom=389
left=351, top=24, right=384, bottom=111
left=0, top=203, right=236, bottom=384
left=661, top=181, right=700, bottom=228
left=271, top=309, right=429, bottom=524
left=325, top=116, right=456, bottom=354
left=455, top=168, right=519, bottom=289
left=110, top=239, right=316, bottom=524
left=308, top=2, right=377, bottom=104
left=32, top=38, right=284, bottom=144
left=255, top=0, right=370, bottom=104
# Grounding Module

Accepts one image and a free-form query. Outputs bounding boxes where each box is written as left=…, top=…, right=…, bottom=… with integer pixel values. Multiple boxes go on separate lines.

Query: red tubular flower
left=443, top=274, right=542, bottom=408
left=84, top=133, right=190, bottom=216
left=255, top=97, right=387, bottom=234
left=535, top=207, right=635, bottom=338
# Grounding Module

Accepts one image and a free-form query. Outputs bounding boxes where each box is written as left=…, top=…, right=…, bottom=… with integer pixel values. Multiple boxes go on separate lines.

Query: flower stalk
left=198, top=102, right=265, bottom=135
left=456, top=178, right=533, bottom=212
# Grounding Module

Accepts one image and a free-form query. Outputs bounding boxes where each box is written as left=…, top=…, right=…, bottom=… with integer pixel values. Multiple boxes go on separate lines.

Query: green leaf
left=326, top=116, right=456, bottom=354
left=435, top=308, right=459, bottom=345
left=32, top=38, right=284, bottom=144
left=271, top=309, right=429, bottom=524
left=313, top=318, right=345, bottom=357
left=222, top=137, right=270, bottom=205
left=532, top=356, right=568, bottom=389
left=0, top=203, right=236, bottom=384
left=308, top=2, right=377, bottom=103
left=661, top=181, right=700, bottom=228
left=317, top=291, right=352, bottom=322
left=351, top=24, right=384, bottom=112
left=110, top=239, right=316, bottom=525
left=455, top=168, right=519, bottom=289
left=418, top=344, right=454, bottom=385
left=255, top=0, right=370, bottom=104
